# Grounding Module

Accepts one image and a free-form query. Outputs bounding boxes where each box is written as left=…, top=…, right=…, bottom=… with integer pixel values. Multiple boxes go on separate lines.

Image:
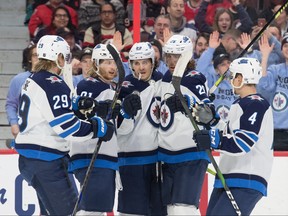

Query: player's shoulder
left=239, top=94, right=270, bottom=110
left=183, top=69, right=206, bottom=84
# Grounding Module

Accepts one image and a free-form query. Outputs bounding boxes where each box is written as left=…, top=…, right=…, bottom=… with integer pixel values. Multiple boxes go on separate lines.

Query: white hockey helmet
left=37, top=35, right=71, bottom=63
left=92, top=43, right=118, bottom=66
left=163, top=35, right=193, bottom=55
left=129, top=42, right=155, bottom=65
left=229, top=57, right=262, bottom=85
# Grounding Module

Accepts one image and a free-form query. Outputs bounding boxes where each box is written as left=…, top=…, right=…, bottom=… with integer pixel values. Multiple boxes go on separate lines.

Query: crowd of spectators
left=17, top=0, right=288, bottom=152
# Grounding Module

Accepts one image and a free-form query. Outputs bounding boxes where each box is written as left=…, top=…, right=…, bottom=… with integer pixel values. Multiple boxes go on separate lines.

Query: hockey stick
left=209, top=0, right=288, bottom=95
left=171, top=50, right=241, bottom=216
left=62, top=62, right=76, bottom=95
left=72, top=44, right=125, bottom=215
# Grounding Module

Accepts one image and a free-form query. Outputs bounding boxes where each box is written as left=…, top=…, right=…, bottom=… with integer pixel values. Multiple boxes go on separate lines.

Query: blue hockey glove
left=192, top=102, right=220, bottom=128
left=90, top=116, right=114, bottom=141
left=72, top=96, right=98, bottom=119
left=121, top=94, right=141, bottom=119
left=165, top=94, right=196, bottom=113
left=193, top=129, right=222, bottom=151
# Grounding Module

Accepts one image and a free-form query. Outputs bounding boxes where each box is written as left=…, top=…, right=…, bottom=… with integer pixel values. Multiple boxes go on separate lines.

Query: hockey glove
left=72, top=96, right=98, bottom=119
left=165, top=94, right=196, bottom=113
left=192, top=102, right=220, bottom=128
left=90, top=116, right=114, bottom=141
left=96, top=100, right=121, bottom=119
left=193, top=129, right=222, bottom=151
left=121, top=94, right=142, bottom=119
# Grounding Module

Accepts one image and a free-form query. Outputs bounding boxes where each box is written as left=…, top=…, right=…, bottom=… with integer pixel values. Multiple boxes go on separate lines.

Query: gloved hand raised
left=192, top=102, right=220, bottom=128
left=72, top=96, right=98, bottom=119
left=97, top=100, right=121, bottom=119
left=165, top=94, right=196, bottom=113
left=193, top=129, right=222, bottom=151
left=121, top=93, right=142, bottom=118
left=90, top=116, right=114, bottom=141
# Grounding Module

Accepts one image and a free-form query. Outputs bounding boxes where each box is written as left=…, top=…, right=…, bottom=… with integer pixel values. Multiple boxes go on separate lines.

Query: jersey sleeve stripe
left=49, top=113, right=75, bottom=127
left=59, top=121, right=81, bottom=138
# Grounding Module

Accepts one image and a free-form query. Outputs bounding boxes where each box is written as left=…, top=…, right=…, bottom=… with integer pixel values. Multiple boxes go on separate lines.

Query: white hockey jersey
left=215, top=93, right=274, bottom=196
left=117, top=71, right=163, bottom=166
left=15, top=71, right=95, bottom=161
left=69, top=77, right=119, bottom=171
left=158, top=69, right=210, bottom=163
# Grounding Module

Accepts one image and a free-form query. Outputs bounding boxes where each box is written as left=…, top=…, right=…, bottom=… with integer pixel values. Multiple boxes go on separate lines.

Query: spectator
left=195, top=0, right=253, bottom=34
left=184, top=0, right=203, bottom=24
left=28, top=0, right=78, bottom=39
left=258, top=0, right=283, bottom=23
left=194, top=32, right=209, bottom=60
left=33, top=6, right=78, bottom=43
left=272, top=4, right=288, bottom=37
left=196, top=31, right=238, bottom=122
left=73, top=47, right=93, bottom=86
left=166, top=0, right=198, bottom=43
left=258, top=33, right=288, bottom=151
left=149, top=14, right=172, bottom=42
left=146, top=0, right=166, bottom=19
left=83, top=2, right=133, bottom=61
left=150, top=39, right=169, bottom=74
left=78, top=0, right=125, bottom=40
left=231, top=0, right=258, bottom=25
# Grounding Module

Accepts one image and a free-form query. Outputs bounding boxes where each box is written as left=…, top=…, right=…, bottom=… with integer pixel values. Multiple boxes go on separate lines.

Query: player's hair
left=33, top=59, right=57, bottom=73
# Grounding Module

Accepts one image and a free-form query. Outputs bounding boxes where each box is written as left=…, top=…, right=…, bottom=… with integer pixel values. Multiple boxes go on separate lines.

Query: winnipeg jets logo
left=272, top=91, right=288, bottom=112
left=160, top=102, right=174, bottom=131
left=46, top=76, right=62, bottom=83
left=122, top=81, right=134, bottom=88
left=186, top=71, right=199, bottom=77
left=248, top=95, right=264, bottom=101
left=147, top=97, right=161, bottom=127
left=216, top=105, right=230, bottom=122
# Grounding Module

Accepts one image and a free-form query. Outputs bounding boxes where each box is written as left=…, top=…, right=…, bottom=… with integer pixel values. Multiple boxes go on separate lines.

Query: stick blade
left=172, top=50, right=193, bottom=78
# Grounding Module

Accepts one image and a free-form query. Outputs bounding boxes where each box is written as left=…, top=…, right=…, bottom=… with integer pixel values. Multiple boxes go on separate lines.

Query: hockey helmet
left=229, top=57, right=262, bottom=85
left=163, top=35, right=193, bottom=55
left=92, top=43, right=119, bottom=66
left=37, top=35, right=71, bottom=63
left=128, top=42, right=155, bottom=70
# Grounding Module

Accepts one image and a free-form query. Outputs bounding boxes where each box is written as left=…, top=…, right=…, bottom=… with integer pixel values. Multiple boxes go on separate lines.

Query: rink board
left=0, top=150, right=287, bottom=215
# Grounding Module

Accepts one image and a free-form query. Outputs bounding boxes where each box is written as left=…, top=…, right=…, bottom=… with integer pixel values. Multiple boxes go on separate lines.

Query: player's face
left=132, top=59, right=153, bottom=81
left=98, top=59, right=117, bottom=81
left=80, top=55, right=92, bottom=78
left=31, top=47, right=39, bottom=71
left=165, top=53, right=181, bottom=73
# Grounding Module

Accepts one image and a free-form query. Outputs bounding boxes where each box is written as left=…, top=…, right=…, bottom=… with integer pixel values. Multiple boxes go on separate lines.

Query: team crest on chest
left=272, top=91, right=288, bottom=112
left=147, top=97, right=161, bottom=127
left=46, top=76, right=62, bottom=83
left=160, top=102, right=174, bottom=131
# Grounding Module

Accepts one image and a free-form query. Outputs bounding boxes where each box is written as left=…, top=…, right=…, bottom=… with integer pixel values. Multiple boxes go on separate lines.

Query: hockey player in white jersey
left=15, top=35, right=115, bottom=215
left=69, top=44, right=121, bottom=215
left=116, top=42, right=166, bottom=215
left=158, top=35, right=218, bottom=215
left=193, top=57, right=274, bottom=215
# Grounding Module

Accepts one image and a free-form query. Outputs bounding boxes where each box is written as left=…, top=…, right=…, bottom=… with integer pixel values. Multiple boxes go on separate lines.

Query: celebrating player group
left=13, top=32, right=273, bottom=216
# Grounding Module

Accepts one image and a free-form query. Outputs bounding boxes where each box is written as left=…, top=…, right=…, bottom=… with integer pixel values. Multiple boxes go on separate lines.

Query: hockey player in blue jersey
left=69, top=43, right=121, bottom=215
left=116, top=42, right=166, bottom=215
left=15, top=35, right=115, bottom=215
left=158, top=35, right=218, bottom=215
left=193, top=57, right=274, bottom=215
